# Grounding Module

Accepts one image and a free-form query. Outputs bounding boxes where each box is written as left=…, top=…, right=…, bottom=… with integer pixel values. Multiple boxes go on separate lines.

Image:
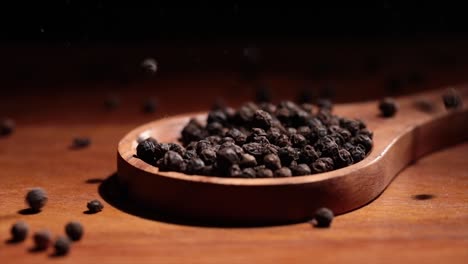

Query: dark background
left=1, top=2, right=467, bottom=107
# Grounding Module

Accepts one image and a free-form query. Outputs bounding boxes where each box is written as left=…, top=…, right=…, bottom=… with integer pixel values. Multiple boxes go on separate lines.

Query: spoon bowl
left=117, top=87, right=467, bottom=225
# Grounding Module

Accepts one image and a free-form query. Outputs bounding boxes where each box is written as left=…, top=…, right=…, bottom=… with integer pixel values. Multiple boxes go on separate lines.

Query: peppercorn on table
left=1, top=41, right=468, bottom=263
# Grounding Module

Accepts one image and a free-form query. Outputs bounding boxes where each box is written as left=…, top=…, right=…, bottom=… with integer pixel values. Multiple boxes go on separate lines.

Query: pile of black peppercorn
left=136, top=100, right=373, bottom=178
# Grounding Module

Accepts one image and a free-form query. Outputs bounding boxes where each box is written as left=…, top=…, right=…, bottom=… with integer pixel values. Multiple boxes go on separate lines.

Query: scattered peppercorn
left=312, top=207, right=334, bottom=228
left=72, top=137, right=91, bottom=149
left=26, top=188, right=48, bottom=212
left=87, top=199, right=104, bottom=213
left=442, top=88, right=463, bottom=110
left=65, top=221, right=83, bottom=241
left=143, top=98, right=158, bottom=113
left=104, top=94, right=120, bottom=110
left=379, top=97, right=398, bottom=117
left=135, top=99, right=373, bottom=178
left=33, top=229, right=52, bottom=250
left=53, top=236, right=71, bottom=256
left=10, top=221, right=29, bottom=242
left=0, top=118, right=15, bottom=136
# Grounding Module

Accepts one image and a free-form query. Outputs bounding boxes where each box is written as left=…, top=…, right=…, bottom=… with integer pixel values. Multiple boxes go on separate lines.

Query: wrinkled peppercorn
left=263, top=154, right=282, bottom=170
left=87, top=199, right=104, bottom=213
left=186, top=157, right=205, bottom=175
left=11, top=221, right=29, bottom=242
left=65, top=221, right=83, bottom=242
left=442, top=88, right=463, bottom=109
left=0, top=118, right=15, bottom=136
left=312, top=207, right=334, bottom=228
left=311, top=158, right=335, bottom=173
left=138, top=99, right=372, bottom=178
left=241, top=168, right=257, bottom=178
left=256, top=168, right=274, bottom=178
left=274, top=167, right=292, bottom=177
left=240, top=153, right=257, bottom=168
left=278, top=146, right=299, bottom=166
left=54, top=236, right=71, bottom=256
left=290, top=164, right=311, bottom=176
left=33, top=230, right=52, bottom=250
left=160, top=151, right=185, bottom=172
left=136, top=138, right=158, bottom=165
left=335, top=148, right=354, bottom=168
left=26, top=188, right=48, bottom=212
left=379, top=97, right=398, bottom=117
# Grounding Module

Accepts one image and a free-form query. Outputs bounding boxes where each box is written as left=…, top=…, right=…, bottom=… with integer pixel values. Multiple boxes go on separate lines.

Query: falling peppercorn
left=378, top=97, right=398, bottom=117
left=442, top=88, right=463, bottom=110
left=0, top=118, right=15, bottom=136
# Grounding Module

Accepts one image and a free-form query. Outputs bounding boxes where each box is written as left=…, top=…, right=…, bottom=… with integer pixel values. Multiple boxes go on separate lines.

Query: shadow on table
left=98, top=173, right=298, bottom=228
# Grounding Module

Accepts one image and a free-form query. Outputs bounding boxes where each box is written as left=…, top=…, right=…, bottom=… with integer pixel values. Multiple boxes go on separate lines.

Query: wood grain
left=0, top=74, right=467, bottom=263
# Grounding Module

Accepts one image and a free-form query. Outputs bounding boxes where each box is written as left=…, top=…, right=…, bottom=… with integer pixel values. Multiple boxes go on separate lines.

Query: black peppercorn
left=10, top=221, right=29, bottom=242
left=87, top=199, right=104, bottom=213
left=54, top=236, right=71, bottom=256
left=104, top=94, right=120, bottom=110
left=352, top=134, right=373, bottom=152
left=239, top=153, right=257, bottom=168
left=217, top=147, right=240, bottom=170
left=141, top=58, right=158, bottom=75
left=242, top=142, right=265, bottom=158
left=311, top=158, right=335, bottom=173
left=256, top=168, right=274, bottom=178
left=226, top=128, right=247, bottom=145
left=33, top=229, right=52, bottom=250
left=379, top=97, right=398, bottom=117
left=160, top=151, right=186, bottom=171
left=278, top=146, right=299, bottom=166
left=290, top=133, right=307, bottom=148
left=0, top=118, right=15, bottom=136
left=72, top=137, right=91, bottom=149
left=312, top=207, right=334, bottom=228
left=241, top=168, right=257, bottom=178
left=26, top=188, right=48, bottom=212
left=228, top=164, right=243, bottom=177
left=442, top=88, right=463, bottom=110
left=207, top=110, right=228, bottom=125
left=186, top=157, right=205, bottom=175
left=136, top=138, right=158, bottom=165
left=334, top=148, right=354, bottom=168
left=274, top=167, right=292, bottom=177
left=290, top=164, right=311, bottom=176
left=168, top=143, right=186, bottom=157
left=199, top=148, right=217, bottom=165
left=350, top=144, right=367, bottom=162
left=263, top=153, right=281, bottom=171
left=143, top=98, right=158, bottom=113
left=252, top=110, right=273, bottom=130
left=65, top=221, right=83, bottom=241
left=299, top=145, right=320, bottom=164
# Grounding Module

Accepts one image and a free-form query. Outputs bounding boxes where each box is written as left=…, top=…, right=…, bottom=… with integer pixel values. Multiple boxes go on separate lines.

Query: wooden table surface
left=1, top=62, right=468, bottom=263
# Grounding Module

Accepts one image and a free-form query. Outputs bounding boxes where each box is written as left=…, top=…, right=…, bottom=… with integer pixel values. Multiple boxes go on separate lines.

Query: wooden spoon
left=117, top=87, right=468, bottom=225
